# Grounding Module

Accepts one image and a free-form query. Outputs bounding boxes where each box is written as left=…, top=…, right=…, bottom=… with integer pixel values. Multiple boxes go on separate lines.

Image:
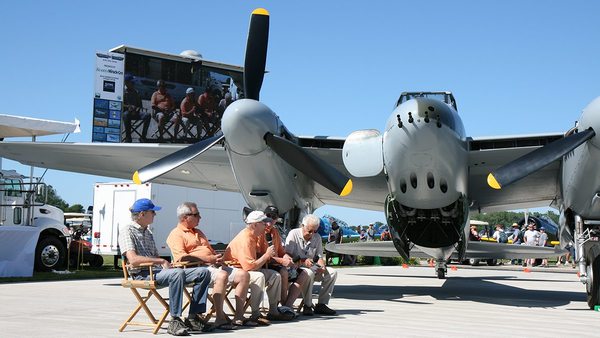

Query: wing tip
left=487, top=173, right=501, bottom=190
left=340, top=179, right=353, bottom=197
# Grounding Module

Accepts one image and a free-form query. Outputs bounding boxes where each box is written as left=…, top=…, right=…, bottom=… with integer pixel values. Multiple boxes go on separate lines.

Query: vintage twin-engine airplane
left=1, top=8, right=599, bottom=308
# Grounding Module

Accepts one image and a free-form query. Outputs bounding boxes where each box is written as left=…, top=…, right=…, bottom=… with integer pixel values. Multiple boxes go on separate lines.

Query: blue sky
left=1, top=1, right=599, bottom=226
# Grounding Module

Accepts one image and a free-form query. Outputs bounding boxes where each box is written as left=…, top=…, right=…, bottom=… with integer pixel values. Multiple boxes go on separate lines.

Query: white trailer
left=91, top=182, right=248, bottom=258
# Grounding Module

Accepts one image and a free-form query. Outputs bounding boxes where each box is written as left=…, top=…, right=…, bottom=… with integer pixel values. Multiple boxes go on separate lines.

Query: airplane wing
left=0, top=138, right=389, bottom=211
left=467, top=133, right=563, bottom=212
left=0, top=142, right=238, bottom=191
left=325, top=241, right=566, bottom=260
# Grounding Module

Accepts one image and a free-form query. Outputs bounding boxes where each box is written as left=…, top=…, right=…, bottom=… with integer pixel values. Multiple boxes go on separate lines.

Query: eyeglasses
left=144, top=210, right=156, bottom=215
left=186, top=213, right=200, bottom=218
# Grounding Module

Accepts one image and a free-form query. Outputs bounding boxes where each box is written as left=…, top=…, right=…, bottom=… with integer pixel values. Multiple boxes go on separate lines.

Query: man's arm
left=124, top=249, right=170, bottom=269
left=150, top=92, right=158, bottom=109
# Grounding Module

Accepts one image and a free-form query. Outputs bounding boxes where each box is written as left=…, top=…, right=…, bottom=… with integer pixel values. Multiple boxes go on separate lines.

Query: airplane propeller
left=133, top=8, right=353, bottom=197
left=243, top=8, right=269, bottom=101
left=133, top=131, right=224, bottom=184
left=487, top=128, right=595, bottom=189
left=264, top=132, right=353, bottom=196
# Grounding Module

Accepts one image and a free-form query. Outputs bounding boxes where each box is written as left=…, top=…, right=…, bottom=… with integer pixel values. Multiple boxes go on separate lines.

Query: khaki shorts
left=207, top=265, right=237, bottom=285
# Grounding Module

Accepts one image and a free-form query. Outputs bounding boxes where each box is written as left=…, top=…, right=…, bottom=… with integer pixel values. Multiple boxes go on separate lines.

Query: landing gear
left=435, top=260, right=447, bottom=279
left=572, top=214, right=600, bottom=309
left=585, top=246, right=600, bottom=309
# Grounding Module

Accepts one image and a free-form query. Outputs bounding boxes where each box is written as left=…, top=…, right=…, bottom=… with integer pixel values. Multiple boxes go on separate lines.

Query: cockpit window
left=396, top=91, right=458, bottom=111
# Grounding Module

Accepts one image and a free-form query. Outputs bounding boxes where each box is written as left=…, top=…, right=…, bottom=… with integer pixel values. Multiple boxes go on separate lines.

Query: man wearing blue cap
left=118, top=198, right=213, bottom=336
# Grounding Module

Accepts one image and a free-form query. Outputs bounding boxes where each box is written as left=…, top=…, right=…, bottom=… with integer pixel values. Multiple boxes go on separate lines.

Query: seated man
left=122, top=74, right=150, bottom=142
left=286, top=214, right=338, bottom=315
left=260, top=206, right=309, bottom=311
left=224, top=210, right=294, bottom=324
left=166, top=202, right=248, bottom=330
left=118, top=198, right=212, bottom=336
left=151, top=80, right=180, bottom=141
left=180, top=88, right=202, bottom=140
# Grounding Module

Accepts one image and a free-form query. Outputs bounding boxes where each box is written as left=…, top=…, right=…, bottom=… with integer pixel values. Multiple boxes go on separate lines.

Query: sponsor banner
left=93, top=51, right=124, bottom=143
left=94, top=52, right=124, bottom=101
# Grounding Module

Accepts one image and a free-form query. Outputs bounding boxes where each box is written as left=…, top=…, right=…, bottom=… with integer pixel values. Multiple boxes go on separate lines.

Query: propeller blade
left=264, top=132, right=353, bottom=196
left=487, top=128, right=595, bottom=189
left=133, top=131, right=224, bottom=184
left=243, top=8, right=269, bottom=101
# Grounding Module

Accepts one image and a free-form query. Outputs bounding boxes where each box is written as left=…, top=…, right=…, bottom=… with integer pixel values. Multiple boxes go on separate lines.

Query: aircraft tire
left=437, top=268, right=446, bottom=279
left=469, top=258, right=480, bottom=266
left=586, top=248, right=600, bottom=309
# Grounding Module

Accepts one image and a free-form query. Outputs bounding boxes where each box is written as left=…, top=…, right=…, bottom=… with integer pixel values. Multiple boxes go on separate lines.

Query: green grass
left=0, top=255, right=121, bottom=284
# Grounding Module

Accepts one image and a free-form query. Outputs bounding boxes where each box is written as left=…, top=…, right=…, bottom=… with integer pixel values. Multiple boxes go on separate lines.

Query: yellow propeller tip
left=340, top=179, right=353, bottom=197
left=133, top=171, right=142, bottom=185
left=252, top=8, right=269, bottom=16
left=487, top=173, right=501, bottom=190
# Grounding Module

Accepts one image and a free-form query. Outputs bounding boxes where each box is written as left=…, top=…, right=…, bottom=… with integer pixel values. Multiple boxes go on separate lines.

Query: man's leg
left=277, top=267, right=289, bottom=306
left=299, top=267, right=315, bottom=308
left=211, top=268, right=229, bottom=324
left=122, top=110, right=133, bottom=142
left=140, top=110, right=151, bottom=141
left=284, top=269, right=309, bottom=308
left=232, top=269, right=250, bottom=321
left=247, top=271, right=265, bottom=319
left=260, top=268, right=281, bottom=314
left=171, top=113, right=180, bottom=140
left=154, top=268, right=185, bottom=318
left=316, top=267, right=337, bottom=305
left=184, top=267, right=211, bottom=317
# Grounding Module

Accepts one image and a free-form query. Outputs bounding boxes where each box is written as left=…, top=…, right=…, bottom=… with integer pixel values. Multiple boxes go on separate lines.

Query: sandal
left=234, top=318, right=258, bottom=327
left=215, top=322, right=237, bottom=330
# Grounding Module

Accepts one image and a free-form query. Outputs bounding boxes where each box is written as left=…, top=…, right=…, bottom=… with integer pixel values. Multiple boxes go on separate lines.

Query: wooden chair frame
left=119, top=261, right=169, bottom=334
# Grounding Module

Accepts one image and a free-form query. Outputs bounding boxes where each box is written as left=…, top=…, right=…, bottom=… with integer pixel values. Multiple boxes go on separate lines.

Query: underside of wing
left=0, top=142, right=238, bottom=191
left=459, top=241, right=566, bottom=260
left=325, top=241, right=565, bottom=260
left=468, top=133, right=563, bottom=212
left=299, top=136, right=388, bottom=211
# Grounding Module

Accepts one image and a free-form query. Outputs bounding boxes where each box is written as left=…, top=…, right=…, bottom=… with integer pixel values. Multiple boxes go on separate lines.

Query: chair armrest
left=173, top=260, right=203, bottom=268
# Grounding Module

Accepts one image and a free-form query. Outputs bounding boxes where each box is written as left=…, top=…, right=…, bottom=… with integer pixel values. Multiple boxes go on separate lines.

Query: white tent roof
left=0, top=114, right=80, bottom=138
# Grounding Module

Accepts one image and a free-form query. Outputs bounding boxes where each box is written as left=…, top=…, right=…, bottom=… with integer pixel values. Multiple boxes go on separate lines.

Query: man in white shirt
left=285, top=214, right=337, bottom=316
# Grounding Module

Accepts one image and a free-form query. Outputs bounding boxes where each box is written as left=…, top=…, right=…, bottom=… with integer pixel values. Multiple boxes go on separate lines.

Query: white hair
left=176, top=202, right=197, bottom=220
left=302, top=214, right=320, bottom=228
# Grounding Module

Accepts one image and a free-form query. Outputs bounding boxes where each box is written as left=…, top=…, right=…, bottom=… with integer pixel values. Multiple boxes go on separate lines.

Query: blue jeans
left=154, top=267, right=210, bottom=318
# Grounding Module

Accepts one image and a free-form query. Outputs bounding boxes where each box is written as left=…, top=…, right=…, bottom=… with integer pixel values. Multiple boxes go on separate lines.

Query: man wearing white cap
left=180, top=87, right=201, bottom=140
left=224, top=210, right=294, bottom=324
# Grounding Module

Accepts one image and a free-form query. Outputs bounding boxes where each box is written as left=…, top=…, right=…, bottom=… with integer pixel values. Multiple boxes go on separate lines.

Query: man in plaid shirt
left=118, top=198, right=212, bottom=336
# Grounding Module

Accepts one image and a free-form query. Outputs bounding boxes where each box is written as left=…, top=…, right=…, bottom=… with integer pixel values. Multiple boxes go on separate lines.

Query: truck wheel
left=89, top=255, right=104, bottom=268
left=35, top=236, right=66, bottom=272
left=486, top=259, right=497, bottom=266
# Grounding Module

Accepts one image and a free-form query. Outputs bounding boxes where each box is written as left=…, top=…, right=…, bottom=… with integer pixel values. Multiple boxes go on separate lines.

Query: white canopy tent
left=0, top=114, right=80, bottom=138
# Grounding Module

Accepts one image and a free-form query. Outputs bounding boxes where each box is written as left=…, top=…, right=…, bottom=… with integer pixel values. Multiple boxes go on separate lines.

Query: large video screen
left=92, top=50, right=243, bottom=144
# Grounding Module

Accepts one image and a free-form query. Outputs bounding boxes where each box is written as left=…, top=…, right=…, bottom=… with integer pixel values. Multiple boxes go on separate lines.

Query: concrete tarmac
left=1, top=265, right=599, bottom=337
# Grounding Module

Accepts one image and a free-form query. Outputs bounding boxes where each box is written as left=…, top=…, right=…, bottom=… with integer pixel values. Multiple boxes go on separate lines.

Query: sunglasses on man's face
left=186, top=213, right=200, bottom=218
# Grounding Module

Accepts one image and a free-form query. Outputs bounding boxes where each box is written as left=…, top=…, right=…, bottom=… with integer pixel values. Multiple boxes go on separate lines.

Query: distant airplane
left=1, top=8, right=598, bottom=309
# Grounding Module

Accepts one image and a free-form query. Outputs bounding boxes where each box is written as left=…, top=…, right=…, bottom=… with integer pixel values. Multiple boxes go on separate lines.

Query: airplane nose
left=221, top=99, right=278, bottom=155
